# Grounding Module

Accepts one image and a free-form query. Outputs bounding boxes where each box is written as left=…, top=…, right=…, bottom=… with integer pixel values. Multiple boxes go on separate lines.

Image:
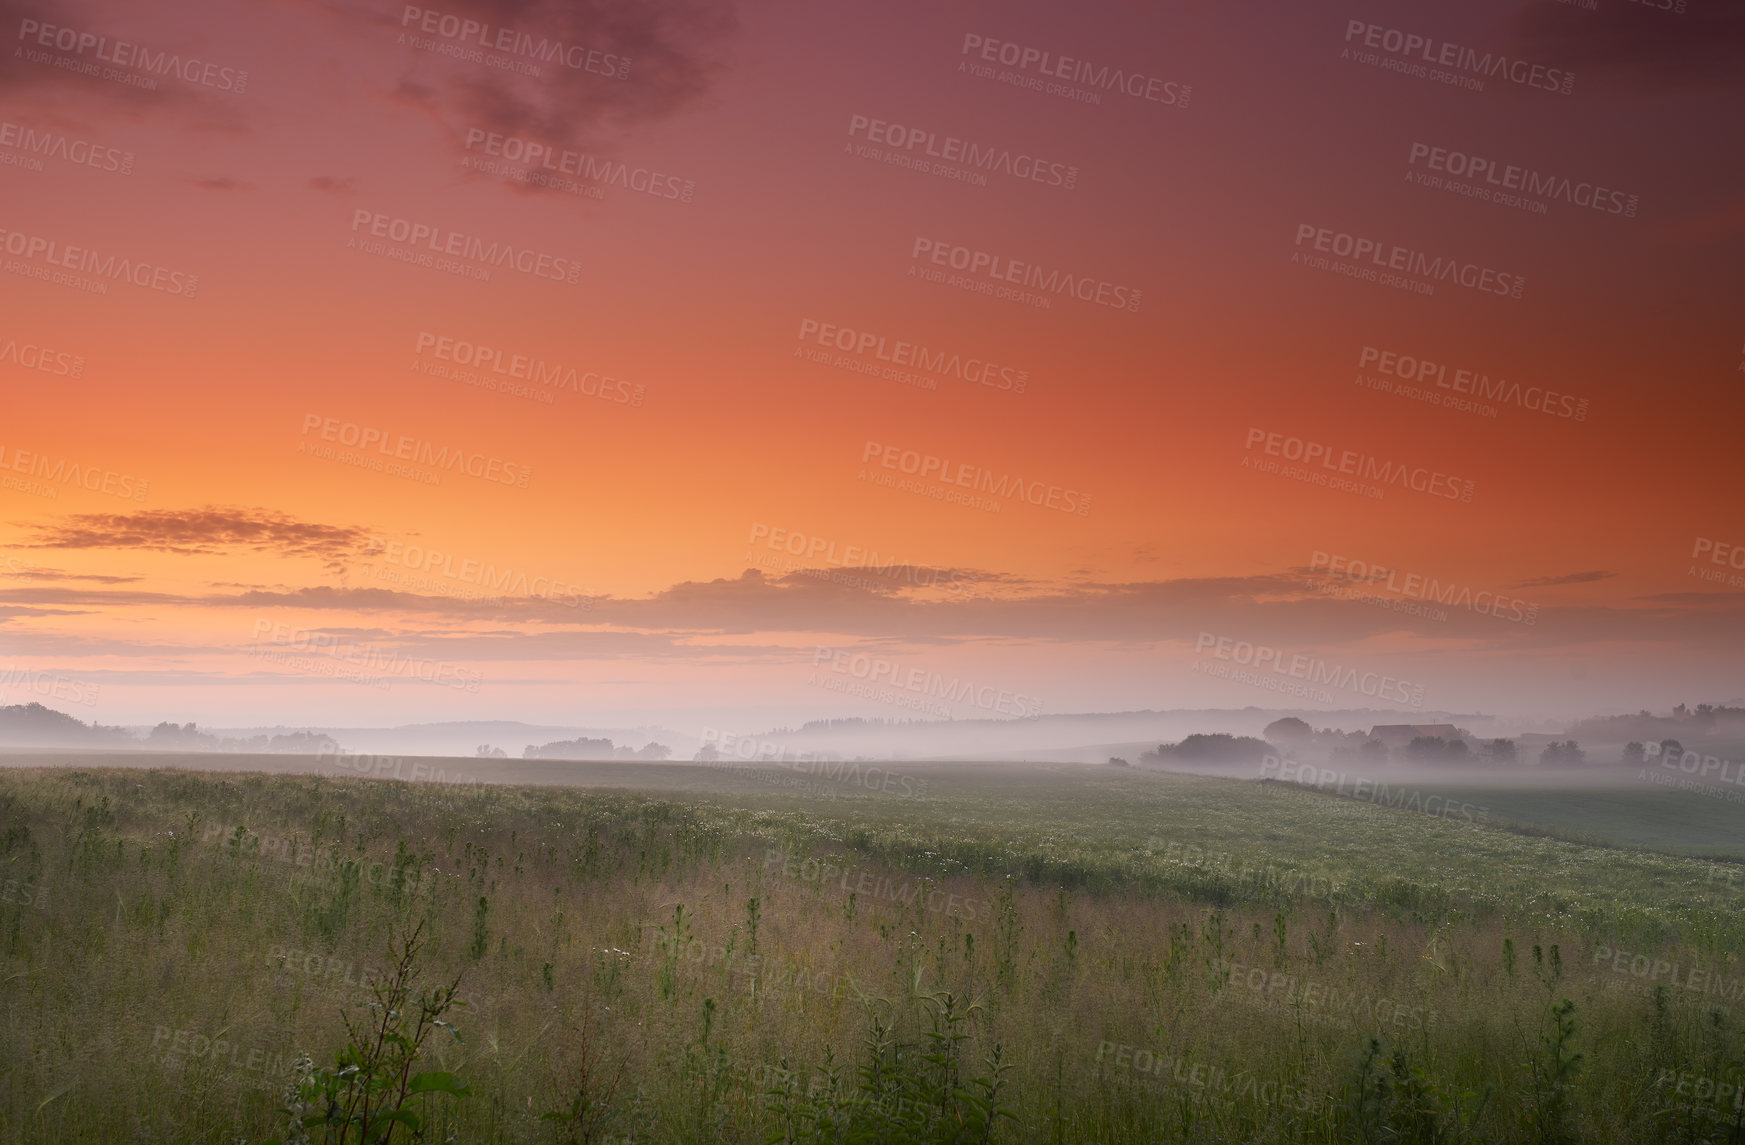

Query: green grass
left=3, top=760, right=1745, bottom=1143
left=1364, top=779, right=1745, bottom=860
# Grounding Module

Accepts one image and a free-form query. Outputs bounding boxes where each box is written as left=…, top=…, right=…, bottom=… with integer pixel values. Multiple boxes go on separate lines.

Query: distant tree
left=1406, top=736, right=1449, bottom=763
left=0, top=703, right=131, bottom=746
left=693, top=744, right=720, bottom=762
left=145, top=722, right=219, bottom=751
left=1263, top=717, right=1313, bottom=746
left=1360, top=738, right=1390, bottom=762
left=266, top=731, right=340, bottom=754
left=637, top=743, right=672, bottom=761
left=1108, top=757, right=1130, bottom=767
left=1622, top=741, right=1645, bottom=766
left=1484, top=739, right=1517, bottom=765
left=524, top=737, right=615, bottom=760
left=1149, top=733, right=1271, bottom=765
left=1660, top=739, right=1685, bottom=764
left=475, top=744, right=507, bottom=758
left=1539, top=740, right=1586, bottom=767
left=1446, top=739, right=1469, bottom=762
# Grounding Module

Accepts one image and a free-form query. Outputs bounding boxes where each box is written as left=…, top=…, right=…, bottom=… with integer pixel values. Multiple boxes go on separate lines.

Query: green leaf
left=407, top=1070, right=470, bottom=1097
left=365, top=1109, right=421, bottom=1142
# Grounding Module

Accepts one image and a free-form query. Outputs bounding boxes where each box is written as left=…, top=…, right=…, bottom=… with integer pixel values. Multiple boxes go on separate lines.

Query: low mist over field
left=4, top=0, right=1742, bottom=1139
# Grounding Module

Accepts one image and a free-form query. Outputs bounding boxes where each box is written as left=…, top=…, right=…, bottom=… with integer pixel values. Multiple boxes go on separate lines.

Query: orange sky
left=2, top=0, right=1742, bottom=730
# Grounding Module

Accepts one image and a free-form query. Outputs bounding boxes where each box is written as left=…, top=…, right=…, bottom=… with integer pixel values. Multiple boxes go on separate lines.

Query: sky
left=1, top=0, right=1742, bottom=733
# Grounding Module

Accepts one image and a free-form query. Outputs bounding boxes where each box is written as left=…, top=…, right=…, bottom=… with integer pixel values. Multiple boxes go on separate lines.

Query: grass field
left=4, top=756, right=1745, bottom=1143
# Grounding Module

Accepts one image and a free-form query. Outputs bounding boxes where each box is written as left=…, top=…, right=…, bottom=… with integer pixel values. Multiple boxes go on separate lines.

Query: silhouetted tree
left=1146, top=733, right=1271, bottom=765
left=1406, top=736, right=1449, bottom=763
left=1539, top=740, right=1586, bottom=767
left=524, top=736, right=615, bottom=760
left=1263, top=717, right=1313, bottom=746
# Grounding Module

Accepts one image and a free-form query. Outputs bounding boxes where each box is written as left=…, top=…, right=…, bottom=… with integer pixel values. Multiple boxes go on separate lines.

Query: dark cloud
left=0, top=0, right=248, bottom=129
left=8, top=568, right=143, bottom=585
left=1516, top=570, right=1616, bottom=587
left=307, top=175, right=357, bottom=193
left=23, top=507, right=374, bottom=569
left=352, top=0, right=738, bottom=180
left=1510, top=0, right=1745, bottom=91
left=768, top=563, right=987, bottom=597
left=6, top=566, right=1745, bottom=661
left=193, top=176, right=247, bottom=191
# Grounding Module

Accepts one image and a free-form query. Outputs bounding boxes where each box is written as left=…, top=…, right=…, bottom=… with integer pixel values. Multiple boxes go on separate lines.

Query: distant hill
left=0, top=703, right=135, bottom=746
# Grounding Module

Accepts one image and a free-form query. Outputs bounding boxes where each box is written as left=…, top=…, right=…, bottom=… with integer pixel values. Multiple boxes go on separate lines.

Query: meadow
left=2, top=755, right=1744, bottom=1143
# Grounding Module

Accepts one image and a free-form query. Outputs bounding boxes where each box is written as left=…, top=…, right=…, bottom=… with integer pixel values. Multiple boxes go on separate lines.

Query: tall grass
left=0, top=765, right=1739, bottom=1142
